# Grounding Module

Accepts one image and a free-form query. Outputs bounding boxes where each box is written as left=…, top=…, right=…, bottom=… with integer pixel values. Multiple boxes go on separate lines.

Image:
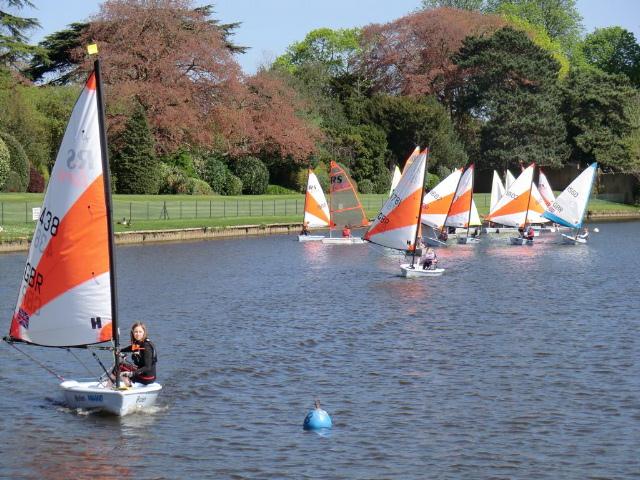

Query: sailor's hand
left=122, top=371, right=133, bottom=378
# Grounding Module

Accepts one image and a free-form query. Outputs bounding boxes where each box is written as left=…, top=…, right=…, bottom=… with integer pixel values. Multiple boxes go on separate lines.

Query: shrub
left=266, top=184, right=297, bottom=194
left=27, top=165, right=45, bottom=192
left=426, top=173, right=440, bottom=190
left=158, top=163, right=190, bottom=194
left=0, top=131, right=29, bottom=191
left=358, top=178, right=374, bottom=194
left=164, top=150, right=197, bottom=178
left=187, top=178, right=214, bottom=195
left=224, top=174, right=243, bottom=196
left=232, top=156, right=269, bottom=195
left=202, top=155, right=229, bottom=194
left=0, top=137, right=9, bottom=190
left=373, top=166, right=392, bottom=194
left=3, top=171, right=23, bottom=192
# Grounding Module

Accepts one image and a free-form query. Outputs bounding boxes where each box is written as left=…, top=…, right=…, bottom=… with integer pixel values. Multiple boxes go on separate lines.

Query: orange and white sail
left=490, top=171, right=505, bottom=212
left=444, top=164, right=481, bottom=228
left=537, top=170, right=555, bottom=206
left=303, top=169, right=330, bottom=228
left=9, top=72, right=113, bottom=347
left=420, top=168, right=462, bottom=229
left=329, top=161, right=369, bottom=230
left=364, top=151, right=427, bottom=250
left=485, top=164, right=547, bottom=227
left=388, top=166, right=401, bottom=196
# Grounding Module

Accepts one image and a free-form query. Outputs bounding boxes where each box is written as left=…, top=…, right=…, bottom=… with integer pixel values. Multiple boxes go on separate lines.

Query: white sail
left=388, top=166, right=402, bottom=197
left=537, top=170, right=555, bottom=206
left=421, top=168, right=462, bottom=229
left=543, top=163, right=597, bottom=229
left=303, top=169, right=330, bottom=228
left=365, top=152, right=427, bottom=250
left=528, top=183, right=551, bottom=224
left=445, top=165, right=481, bottom=227
left=9, top=73, right=113, bottom=347
left=490, top=171, right=505, bottom=213
left=505, top=169, right=516, bottom=190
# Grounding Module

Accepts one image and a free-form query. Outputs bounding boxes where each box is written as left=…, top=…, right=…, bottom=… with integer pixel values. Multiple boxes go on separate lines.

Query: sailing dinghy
left=543, top=163, right=597, bottom=245
left=322, top=161, right=369, bottom=244
left=485, top=164, right=549, bottom=245
left=365, top=150, right=444, bottom=277
left=444, top=164, right=482, bottom=244
left=3, top=58, right=161, bottom=416
left=420, top=168, right=462, bottom=247
left=298, top=169, right=330, bottom=242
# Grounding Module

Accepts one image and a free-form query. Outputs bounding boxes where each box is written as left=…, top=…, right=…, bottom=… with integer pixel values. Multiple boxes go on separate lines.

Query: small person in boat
left=422, top=247, right=437, bottom=270
left=300, top=221, right=310, bottom=236
left=525, top=225, right=535, bottom=241
left=342, top=225, right=352, bottom=238
left=118, top=322, right=157, bottom=387
left=438, top=229, right=448, bottom=242
left=578, top=226, right=589, bottom=240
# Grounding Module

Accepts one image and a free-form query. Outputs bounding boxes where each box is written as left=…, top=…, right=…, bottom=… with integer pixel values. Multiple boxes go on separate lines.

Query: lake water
left=1, top=221, right=639, bottom=479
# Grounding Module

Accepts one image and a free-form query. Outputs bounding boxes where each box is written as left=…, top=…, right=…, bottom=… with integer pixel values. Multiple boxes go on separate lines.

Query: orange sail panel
left=420, top=168, right=462, bottom=229
left=9, top=72, right=113, bottom=347
left=329, top=161, right=369, bottom=229
left=302, top=169, right=330, bottom=227
left=364, top=152, right=427, bottom=250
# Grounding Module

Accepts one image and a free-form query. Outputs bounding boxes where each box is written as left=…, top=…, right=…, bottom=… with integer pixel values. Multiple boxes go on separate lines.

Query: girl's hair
left=130, top=322, right=148, bottom=344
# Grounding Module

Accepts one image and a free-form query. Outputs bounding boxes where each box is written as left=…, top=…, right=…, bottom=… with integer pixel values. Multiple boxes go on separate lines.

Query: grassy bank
left=0, top=192, right=638, bottom=242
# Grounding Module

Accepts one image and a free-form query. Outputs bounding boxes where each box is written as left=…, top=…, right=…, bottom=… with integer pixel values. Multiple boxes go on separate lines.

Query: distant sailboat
left=490, top=171, right=505, bottom=213
left=420, top=168, right=463, bottom=247
left=364, top=149, right=444, bottom=277
left=445, top=164, right=481, bottom=244
left=485, top=164, right=548, bottom=245
left=3, top=58, right=161, bottom=416
left=543, top=163, right=597, bottom=245
left=389, top=146, right=420, bottom=196
left=537, top=169, right=556, bottom=207
left=298, top=168, right=330, bottom=242
left=505, top=169, right=516, bottom=190
left=322, top=161, right=369, bottom=244
left=389, top=166, right=402, bottom=197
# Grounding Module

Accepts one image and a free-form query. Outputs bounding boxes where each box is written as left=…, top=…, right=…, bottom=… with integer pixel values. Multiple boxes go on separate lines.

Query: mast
left=522, top=163, right=535, bottom=231
left=302, top=168, right=310, bottom=227
left=466, top=164, right=475, bottom=238
left=328, top=165, right=333, bottom=238
left=411, top=148, right=429, bottom=267
left=94, top=58, right=120, bottom=387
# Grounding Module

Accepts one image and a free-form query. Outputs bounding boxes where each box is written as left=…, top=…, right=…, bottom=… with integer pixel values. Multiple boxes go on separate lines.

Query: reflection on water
left=1, top=222, right=640, bottom=479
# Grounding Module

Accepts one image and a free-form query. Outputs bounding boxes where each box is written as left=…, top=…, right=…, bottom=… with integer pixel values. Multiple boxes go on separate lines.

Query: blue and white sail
left=542, top=163, right=597, bottom=229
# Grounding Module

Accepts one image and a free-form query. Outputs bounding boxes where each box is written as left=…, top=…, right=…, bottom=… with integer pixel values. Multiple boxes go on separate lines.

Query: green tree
left=0, top=136, right=9, bottom=189
left=111, top=103, right=160, bottom=194
left=0, top=130, right=28, bottom=190
left=233, top=156, right=269, bottom=194
left=0, top=0, right=40, bottom=69
left=561, top=68, right=639, bottom=171
left=454, top=27, right=568, bottom=170
left=361, top=94, right=467, bottom=172
left=202, top=154, right=231, bottom=194
left=578, top=27, right=640, bottom=86
left=486, top=0, right=583, bottom=52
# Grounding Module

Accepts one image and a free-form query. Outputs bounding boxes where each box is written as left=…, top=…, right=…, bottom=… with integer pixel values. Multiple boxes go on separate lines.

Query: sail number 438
left=39, top=207, right=60, bottom=236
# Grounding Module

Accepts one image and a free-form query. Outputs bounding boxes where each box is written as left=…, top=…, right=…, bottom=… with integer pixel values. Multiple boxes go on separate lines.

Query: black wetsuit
left=122, top=339, right=157, bottom=384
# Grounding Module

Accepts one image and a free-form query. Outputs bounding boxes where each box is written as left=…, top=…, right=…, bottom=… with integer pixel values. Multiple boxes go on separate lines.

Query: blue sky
left=21, top=0, right=640, bottom=74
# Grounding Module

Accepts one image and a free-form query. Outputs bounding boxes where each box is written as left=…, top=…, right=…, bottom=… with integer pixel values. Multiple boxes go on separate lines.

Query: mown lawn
left=0, top=192, right=637, bottom=242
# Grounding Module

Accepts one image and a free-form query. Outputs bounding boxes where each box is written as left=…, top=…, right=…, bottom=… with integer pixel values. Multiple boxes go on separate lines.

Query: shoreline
left=1, top=212, right=639, bottom=253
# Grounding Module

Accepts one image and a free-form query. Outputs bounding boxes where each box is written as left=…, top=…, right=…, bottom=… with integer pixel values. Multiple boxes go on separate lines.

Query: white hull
left=561, top=233, right=587, bottom=245
left=457, top=236, right=480, bottom=244
left=321, top=237, right=365, bottom=244
left=510, top=237, right=534, bottom=245
left=60, top=380, right=162, bottom=416
left=400, top=264, right=445, bottom=277
left=425, top=237, right=448, bottom=247
left=298, top=235, right=325, bottom=242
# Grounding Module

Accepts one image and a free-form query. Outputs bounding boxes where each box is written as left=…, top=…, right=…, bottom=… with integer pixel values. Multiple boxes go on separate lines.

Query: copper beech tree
left=359, top=8, right=506, bottom=105
left=76, top=0, right=319, bottom=163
